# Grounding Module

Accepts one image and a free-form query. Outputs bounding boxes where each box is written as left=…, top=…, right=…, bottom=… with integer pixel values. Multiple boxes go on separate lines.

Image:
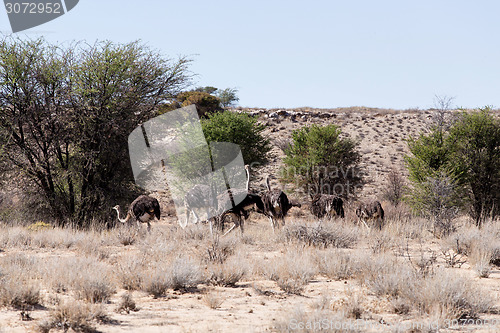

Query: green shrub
left=405, top=107, right=500, bottom=226
left=282, top=124, right=362, bottom=198
left=201, top=111, right=271, bottom=165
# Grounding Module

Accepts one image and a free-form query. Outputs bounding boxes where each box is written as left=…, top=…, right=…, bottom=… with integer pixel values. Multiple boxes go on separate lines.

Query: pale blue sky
left=2, top=0, right=499, bottom=109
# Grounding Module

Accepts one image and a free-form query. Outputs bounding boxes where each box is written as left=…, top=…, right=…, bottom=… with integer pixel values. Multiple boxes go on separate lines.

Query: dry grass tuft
left=358, top=254, right=416, bottom=298
left=368, top=231, right=395, bottom=254
left=38, top=300, right=107, bottom=333
left=205, top=236, right=236, bottom=264
left=407, top=269, right=494, bottom=319
left=206, top=254, right=248, bottom=287
left=358, top=253, right=493, bottom=320
left=317, top=249, right=358, bottom=281
left=282, top=222, right=358, bottom=249
left=141, top=255, right=203, bottom=297
left=169, top=256, right=203, bottom=290
left=115, top=226, right=139, bottom=246
left=264, top=248, right=317, bottom=294
left=40, top=256, right=115, bottom=303
left=141, top=267, right=170, bottom=298
left=115, top=254, right=146, bottom=291
left=116, top=293, right=139, bottom=314
left=203, top=289, right=224, bottom=309
left=469, top=245, right=493, bottom=278
left=0, top=254, right=41, bottom=309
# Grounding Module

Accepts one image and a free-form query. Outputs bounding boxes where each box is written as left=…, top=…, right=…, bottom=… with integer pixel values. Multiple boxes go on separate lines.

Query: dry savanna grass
left=0, top=108, right=500, bottom=332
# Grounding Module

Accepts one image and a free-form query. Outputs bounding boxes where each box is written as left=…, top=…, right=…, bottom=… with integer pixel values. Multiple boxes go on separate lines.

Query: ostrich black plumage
left=261, top=175, right=301, bottom=231
left=310, top=194, right=345, bottom=220
left=216, top=192, right=265, bottom=236
left=113, top=195, right=161, bottom=231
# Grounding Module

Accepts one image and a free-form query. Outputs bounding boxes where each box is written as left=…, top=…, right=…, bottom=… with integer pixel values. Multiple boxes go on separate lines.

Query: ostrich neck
left=114, top=207, right=129, bottom=223
left=265, top=176, right=271, bottom=191
left=245, top=168, right=250, bottom=191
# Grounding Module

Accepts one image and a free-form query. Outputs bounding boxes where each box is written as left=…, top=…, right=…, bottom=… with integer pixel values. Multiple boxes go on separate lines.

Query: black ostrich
left=355, top=200, right=384, bottom=230
left=261, top=175, right=301, bottom=231
left=216, top=192, right=265, bottom=236
left=310, top=194, right=345, bottom=220
left=113, top=195, right=161, bottom=231
left=213, top=165, right=266, bottom=236
left=183, top=166, right=252, bottom=233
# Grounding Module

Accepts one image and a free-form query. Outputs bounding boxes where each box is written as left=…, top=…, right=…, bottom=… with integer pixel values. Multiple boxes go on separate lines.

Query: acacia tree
left=216, top=88, right=239, bottom=108
left=406, top=107, right=500, bottom=226
left=0, top=37, right=192, bottom=226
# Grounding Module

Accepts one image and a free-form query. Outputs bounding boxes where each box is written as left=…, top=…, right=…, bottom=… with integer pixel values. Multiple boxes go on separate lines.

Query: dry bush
left=179, top=223, right=210, bottom=241
left=141, top=266, right=170, bottom=298
left=169, top=256, right=204, bottom=290
left=406, top=269, right=494, bottom=320
left=0, top=275, right=41, bottom=309
left=40, top=256, right=115, bottom=302
left=75, top=271, right=115, bottom=303
left=29, top=227, right=80, bottom=249
left=358, top=254, right=416, bottom=298
left=141, top=255, right=203, bottom=297
left=448, top=224, right=500, bottom=268
left=0, top=254, right=41, bottom=309
left=309, top=293, right=332, bottom=311
left=336, top=288, right=364, bottom=319
left=206, top=254, right=248, bottom=287
left=390, top=297, right=411, bottom=315
left=116, top=293, right=138, bottom=314
left=39, top=300, right=107, bottom=333
left=316, top=249, right=358, bottom=281
left=114, top=254, right=147, bottom=291
left=282, top=222, right=358, bottom=249
left=203, top=290, right=224, bottom=309
left=382, top=204, right=428, bottom=239
left=439, top=243, right=466, bottom=268
left=115, top=226, right=139, bottom=246
left=383, top=168, right=406, bottom=206
left=469, top=245, right=493, bottom=278
left=0, top=226, right=31, bottom=248
left=368, top=231, right=396, bottom=254
left=358, top=253, right=493, bottom=320
left=264, top=248, right=318, bottom=294
left=205, top=236, right=236, bottom=264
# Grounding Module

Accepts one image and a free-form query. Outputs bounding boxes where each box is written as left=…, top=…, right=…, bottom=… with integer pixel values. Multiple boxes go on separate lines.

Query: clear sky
left=1, top=0, right=499, bottom=110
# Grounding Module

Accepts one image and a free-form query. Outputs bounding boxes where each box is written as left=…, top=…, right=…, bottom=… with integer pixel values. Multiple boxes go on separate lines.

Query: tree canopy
left=405, top=107, right=500, bottom=226
left=0, top=36, right=192, bottom=227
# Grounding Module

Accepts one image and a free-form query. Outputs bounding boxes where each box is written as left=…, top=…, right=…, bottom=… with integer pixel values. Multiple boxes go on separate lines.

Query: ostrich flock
left=113, top=166, right=384, bottom=235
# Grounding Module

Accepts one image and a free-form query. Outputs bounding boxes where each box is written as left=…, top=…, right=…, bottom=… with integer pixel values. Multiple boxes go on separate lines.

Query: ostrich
left=261, top=175, right=301, bottom=232
left=310, top=194, right=345, bottom=220
left=355, top=200, right=384, bottom=230
left=216, top=193, right=265, bottom=236
left=214, top=165, right=265, bottom=236
left=184, top=165, right=252, bottom=235
left=113, top=195, right=161, bottom=231
left=183, top=183, right=216, bottom=230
